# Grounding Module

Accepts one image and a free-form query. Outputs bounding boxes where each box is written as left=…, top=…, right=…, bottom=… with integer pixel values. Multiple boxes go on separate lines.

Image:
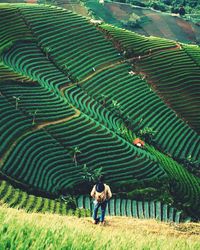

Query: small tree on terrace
left=117, top=124, right=136, bottom=143
left=110, top=99, right=124, bottom=118
left=43, top=46, right=52, bottom=59
left=137, top=127, right=157, bottom=144
left=30, top=109, right=38, bottom=125
left=100, top=94, right=109, bottom=107
left=12, top=96, right=21, bottom=110
left=81, top=164, right=103, bottom=184
left=69, top=146, right=82, bottom=166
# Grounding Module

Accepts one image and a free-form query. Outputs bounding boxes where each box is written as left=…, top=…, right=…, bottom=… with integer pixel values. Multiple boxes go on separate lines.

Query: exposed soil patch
left=143, top=12, right=177, bottom=39
left=105, top=2, right=129, bottom=21
left=25, top=0, right=37, bottom=3
left=62, top=3, right=89, bottom=17
left=103, top=2, right=200, bottom=43
left=175, top=17, right=196, bottom=41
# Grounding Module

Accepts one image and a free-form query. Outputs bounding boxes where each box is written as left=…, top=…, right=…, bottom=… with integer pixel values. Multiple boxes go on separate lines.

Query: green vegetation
left=110, top=0, right=200, bottom=27
left=0, top=180, right=77, bottom=215
left=113, top=0, right=200, bottom=14
left=99, top=24, right=200, bottom=217
left=0, top=206, right=200, bottom=250
left=146, top=145, right=200, bottom=219
left=0, top=178, right=184, bottom=222
left=85, top=0, right=122, bottom=27
left=100, top=23, right=176, bottom=55
left=0, top=4, right=199, bottom=220
left=76, top=195, right=184, bottom=222
left=100, top=24, right=200, bottom=134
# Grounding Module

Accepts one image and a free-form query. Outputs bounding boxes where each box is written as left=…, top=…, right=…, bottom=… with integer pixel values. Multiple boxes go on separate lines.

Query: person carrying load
left=90, top=175, right=112, bottom=225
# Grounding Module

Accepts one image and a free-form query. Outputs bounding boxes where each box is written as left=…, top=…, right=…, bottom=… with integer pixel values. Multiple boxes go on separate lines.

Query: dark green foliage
left=0, top=180, right=76, bottom=215
left=0, top=4, right=199, bottom=220
left=111, top=177, right=170, bottom=193
left=179, top=6, right=186, bottom=16
left=81, top=164, right=103, bottom=183
left=111, top=178, right=173, bottom=205
left=59, top=195, right=77, bottom=210
left=174, top=156, right=200, bottom=177
left=150, top=2, right=168, bottom=12
left=113, top=0, right=200, bottom=14
left=146, top=145, right=200, bottom=219
left=163, top=0, right=173, bottom=5
left=127, top=187, right=173, bottom=204
left=137, top=127, right=157, bottom=145
left=130, top=1, right=146, bottom=7
left=77, top=195, right=184, bottom=222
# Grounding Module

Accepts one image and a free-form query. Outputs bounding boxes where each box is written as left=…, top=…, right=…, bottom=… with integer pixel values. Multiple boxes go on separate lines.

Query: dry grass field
left=0, top=205, right=199, bottom=249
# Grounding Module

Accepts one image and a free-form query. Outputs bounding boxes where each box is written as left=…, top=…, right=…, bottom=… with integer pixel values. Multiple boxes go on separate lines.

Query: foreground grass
left=0, top=205, right=199, bottom=250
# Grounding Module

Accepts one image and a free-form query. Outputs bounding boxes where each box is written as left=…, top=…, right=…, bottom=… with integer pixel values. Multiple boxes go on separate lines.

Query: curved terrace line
left=0, top=107, right=80, bottom=167
left=61, top=43, right=181, bottom=90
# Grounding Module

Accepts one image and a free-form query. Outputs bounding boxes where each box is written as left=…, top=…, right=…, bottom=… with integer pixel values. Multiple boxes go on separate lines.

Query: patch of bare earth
left=148, top=13, right=177, bottom=39
left=25, top=0, right=37, bottom=3
left=175, top=17, right=196, bottom=41
left=61, top=3, right=89, bottom=17
left=105, top=3, right=129, bottom=21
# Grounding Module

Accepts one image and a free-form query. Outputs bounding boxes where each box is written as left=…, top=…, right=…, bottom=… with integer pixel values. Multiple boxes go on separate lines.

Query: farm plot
left=0, top=180, right=71, bottom=215
left=2, top=129, right=83, bottom=194
left=146, top=145, right=200, bottom=217
left=0, top=4, right=199, bottom=218
left=81, top=61, right=200, bottom=162
left=76, top=195, right=185, bottom=223
left=17, top=5, right=121, bottom=81
left=45, top=114, right=166, bottom=184
left=136, top=49, right=200, bottom=134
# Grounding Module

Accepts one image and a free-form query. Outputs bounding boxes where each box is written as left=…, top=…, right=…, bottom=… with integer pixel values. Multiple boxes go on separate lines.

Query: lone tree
left=30, top=110, right=38, bottom=125
left=81, top=164, right=103, bottom=183
left=69, top=146, right=81, bottom=166
left=12, top=96, right=21, bottom=110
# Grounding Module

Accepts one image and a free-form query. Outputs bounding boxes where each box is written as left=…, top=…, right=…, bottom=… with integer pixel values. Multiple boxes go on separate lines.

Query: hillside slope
left=0, top=205, right=200, bottom=250
left=100, top=24, right=200, bottom=133
left=0, top=3, right=199, bottom=219
left=1, top=0, right=200, bottom=43
left=85, top=0, right=200, bottom=44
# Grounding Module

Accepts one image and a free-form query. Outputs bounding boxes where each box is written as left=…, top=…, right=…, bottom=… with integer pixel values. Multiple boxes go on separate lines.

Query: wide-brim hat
left=96, top=183, right=105, bottom=192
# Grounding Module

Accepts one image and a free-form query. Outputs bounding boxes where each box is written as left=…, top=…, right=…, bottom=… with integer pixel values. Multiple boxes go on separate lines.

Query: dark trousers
left=93, top=200, right=107, bottom=222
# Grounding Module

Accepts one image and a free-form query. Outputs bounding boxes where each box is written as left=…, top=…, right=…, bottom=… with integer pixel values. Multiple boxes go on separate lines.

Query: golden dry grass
left=0, top=205, right=199, bottom=250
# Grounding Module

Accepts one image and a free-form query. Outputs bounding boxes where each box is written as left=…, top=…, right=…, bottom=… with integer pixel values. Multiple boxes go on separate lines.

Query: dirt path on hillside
left=36, top=108, right=80, bottom=129
left=64, top=43, right=180, bottom=89
left=2, top=36, right=180, bottom=153
left=0, top=21, right=185, bottom=174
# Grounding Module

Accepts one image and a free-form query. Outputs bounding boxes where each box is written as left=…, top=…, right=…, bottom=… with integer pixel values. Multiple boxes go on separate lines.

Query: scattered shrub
left=127, top=187, right=174, bottom=204
left=149, top=2, right=168, bottom=12
left=59, top=195, right=77, bottom=210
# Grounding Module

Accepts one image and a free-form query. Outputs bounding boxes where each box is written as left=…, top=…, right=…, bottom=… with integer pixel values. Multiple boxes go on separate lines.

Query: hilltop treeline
left=112, top=0, right=200, bottom=14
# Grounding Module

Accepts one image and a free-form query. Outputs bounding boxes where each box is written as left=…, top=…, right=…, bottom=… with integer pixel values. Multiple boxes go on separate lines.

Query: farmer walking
left=90, top=175, right=112, bottom=225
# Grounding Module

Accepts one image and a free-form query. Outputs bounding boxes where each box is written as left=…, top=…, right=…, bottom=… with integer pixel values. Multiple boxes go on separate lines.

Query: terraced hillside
left=0, top=179, right=185, bottom=222
left=100, top=24, right=200, bottom=134
left=0, top=4, right=199, bottom=219
left=84, top=0, right=200, bottom=44
left=0, top=180, right=75, bottom=215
